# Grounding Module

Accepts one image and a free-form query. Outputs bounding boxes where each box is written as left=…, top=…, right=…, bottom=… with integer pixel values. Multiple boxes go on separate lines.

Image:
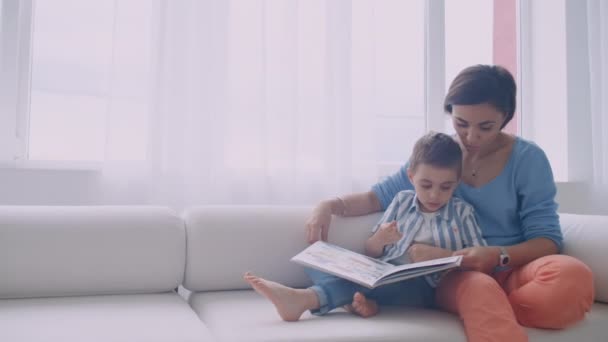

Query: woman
left=305, top=65, right=594, bottom=342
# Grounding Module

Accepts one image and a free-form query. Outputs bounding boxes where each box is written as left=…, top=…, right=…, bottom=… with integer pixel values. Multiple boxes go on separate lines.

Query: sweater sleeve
left=515, top=143, right=563, bottom=250
left=371, top=163, right=414, bottom=210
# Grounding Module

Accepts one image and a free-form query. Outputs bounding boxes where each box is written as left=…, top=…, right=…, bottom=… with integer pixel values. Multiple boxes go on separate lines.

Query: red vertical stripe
left=493, top=0, right=518, bottom=134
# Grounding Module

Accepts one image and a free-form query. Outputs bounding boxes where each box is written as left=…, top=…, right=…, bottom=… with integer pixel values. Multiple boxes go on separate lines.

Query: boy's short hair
left=409, top=132, right=462, bottom=177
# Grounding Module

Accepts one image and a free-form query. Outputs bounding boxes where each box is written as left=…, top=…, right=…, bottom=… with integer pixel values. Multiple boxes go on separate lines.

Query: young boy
left=244, top=131, right=486, bottom=321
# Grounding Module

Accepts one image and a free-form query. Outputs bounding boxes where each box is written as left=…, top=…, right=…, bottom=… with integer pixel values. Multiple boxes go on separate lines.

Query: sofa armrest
left=560, top=213, right=608, bottom=303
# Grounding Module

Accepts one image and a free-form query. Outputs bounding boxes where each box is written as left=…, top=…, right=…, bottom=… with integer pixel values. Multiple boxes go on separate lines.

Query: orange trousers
left=435, top=255, right=595, bottom=342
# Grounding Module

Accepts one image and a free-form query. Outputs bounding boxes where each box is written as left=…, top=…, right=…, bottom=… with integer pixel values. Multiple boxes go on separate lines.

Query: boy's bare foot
left=243, top=272, right=319, bottom=322
left=345, top=292, right=379, bottom=318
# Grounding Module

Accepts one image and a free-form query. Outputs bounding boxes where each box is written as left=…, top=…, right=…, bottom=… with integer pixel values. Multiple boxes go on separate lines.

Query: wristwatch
left=498, top=246, right=510, bottom=267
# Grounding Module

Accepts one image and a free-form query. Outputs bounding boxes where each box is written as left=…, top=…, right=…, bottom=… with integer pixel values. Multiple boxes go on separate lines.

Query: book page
left=380, top=255, right=462, bottom=279
left=291, top=241, right=393, bottom=286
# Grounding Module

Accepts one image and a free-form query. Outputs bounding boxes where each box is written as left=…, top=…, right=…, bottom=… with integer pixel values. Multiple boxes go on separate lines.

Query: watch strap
left=498, top=246, right=510, bottom=266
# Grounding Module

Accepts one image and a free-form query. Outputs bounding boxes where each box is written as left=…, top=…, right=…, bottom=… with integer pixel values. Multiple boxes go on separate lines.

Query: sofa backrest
left=182, top=206, right=381, bottom=291
left=183, top=206, right=608, bottom=304
left=560, top=213, right=608, bottom=303
left=0, top=206, right=185, bottom=299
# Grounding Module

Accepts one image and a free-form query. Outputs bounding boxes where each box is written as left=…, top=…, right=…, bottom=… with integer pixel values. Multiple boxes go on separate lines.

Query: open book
left=291, top=241, right=462, bottom=289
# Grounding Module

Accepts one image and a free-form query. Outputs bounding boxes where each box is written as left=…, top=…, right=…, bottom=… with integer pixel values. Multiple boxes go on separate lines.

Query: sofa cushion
left=0, top=293, right=215, bottom=342
left=0, top=206, right=185, bottom=299
left=188, top=290, right=608, bottom=342
left=188, top=290, right=467, bottom=342
left=560, top=213, right=608, bottom=303
left=182, top=206, right=382, bottom=292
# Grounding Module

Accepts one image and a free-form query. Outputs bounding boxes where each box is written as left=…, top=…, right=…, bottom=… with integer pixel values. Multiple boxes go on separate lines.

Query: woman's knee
left=534, top=255, right=593, bottom=299
left=510, top=255, right=594, bottom=328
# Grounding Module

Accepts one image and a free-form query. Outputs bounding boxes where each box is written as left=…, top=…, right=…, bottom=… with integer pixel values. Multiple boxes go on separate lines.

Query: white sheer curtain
left=99, top=0, right=381, bottom=208
left=587, top=0, right=608, bottom=184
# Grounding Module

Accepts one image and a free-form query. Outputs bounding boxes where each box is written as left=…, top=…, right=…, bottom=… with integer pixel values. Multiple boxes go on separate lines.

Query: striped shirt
left=371, top=190, right=487, bottom=287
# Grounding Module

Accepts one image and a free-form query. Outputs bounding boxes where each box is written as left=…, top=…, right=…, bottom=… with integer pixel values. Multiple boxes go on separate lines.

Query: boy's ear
left=406, top=167, right=414, bottom=183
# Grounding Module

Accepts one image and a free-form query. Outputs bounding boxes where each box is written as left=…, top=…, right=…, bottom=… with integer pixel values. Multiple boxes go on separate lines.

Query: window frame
left=425, top=0, right=446, bottom=133
left=0, top=0, right=33, bottom=167
left=518, top=0, right=593, bottom=182
left=1, top=0, right=104, bottom=170
left=3, top=0, right=445, bottom=172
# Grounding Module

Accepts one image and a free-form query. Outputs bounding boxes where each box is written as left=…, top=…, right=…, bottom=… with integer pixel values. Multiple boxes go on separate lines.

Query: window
left=444, top=0, right=494, bottom=135
left=0, top=0, right=32, bottom=164
left=445, top=0, right=494, bottom=97
left=29, top=1, right=115, bottom=161
left=444, top=0, right=520, bottom=137
left=3, top=0, right=524, bottom=174
left=519, top=0, right=568, bottom=181
left=7, top=0, right=432, bottom=171
left=9, top=0, right=156, bottom=163
left=355, top=1, right=426, bottom=170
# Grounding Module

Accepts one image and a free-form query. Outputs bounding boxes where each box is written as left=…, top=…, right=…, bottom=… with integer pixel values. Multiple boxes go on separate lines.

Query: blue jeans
left=305, top=267, right=435, bottom=315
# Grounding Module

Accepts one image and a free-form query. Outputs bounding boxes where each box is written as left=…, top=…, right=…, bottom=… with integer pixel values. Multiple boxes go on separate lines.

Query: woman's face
left=451, top=103, right=506, bottom=154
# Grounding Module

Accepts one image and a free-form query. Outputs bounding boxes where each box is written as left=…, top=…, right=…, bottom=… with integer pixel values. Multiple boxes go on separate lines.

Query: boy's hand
left=374, top=221, right=403, bottom=246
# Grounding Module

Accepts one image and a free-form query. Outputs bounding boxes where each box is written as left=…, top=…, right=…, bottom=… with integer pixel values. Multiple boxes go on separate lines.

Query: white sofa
left=182, top=206, right=608, bottom=342
left=0, top=206, right=215, bottom=342
left=1, top=205, right=606, bottom=342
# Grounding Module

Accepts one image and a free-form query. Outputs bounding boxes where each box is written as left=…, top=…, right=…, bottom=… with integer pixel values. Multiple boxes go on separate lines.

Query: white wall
left=0, top=168, right=607, bottom=216
left=556, top=182, right=608, bottom=215
left=0, top=169, right=100, bottom=205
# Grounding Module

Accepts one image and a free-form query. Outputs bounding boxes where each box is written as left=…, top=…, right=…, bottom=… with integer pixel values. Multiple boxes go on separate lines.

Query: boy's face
left=407, top=164, right=459, bottom=213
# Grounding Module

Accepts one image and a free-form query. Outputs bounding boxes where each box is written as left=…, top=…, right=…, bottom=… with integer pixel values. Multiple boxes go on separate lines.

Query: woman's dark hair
left=443, top=65, right=516, bottom=129
left=409, top=131, right=462, bottom=177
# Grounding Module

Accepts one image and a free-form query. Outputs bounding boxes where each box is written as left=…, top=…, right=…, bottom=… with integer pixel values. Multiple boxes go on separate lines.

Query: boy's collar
left=410, top=193, right=451, bottom=221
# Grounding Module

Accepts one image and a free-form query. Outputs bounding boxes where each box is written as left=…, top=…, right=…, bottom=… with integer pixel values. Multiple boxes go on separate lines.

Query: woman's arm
left=410, top=238, right=557, bottom=274
left=306, top=191, right=382, bottom=243
left=306, top=163, right=412, bottom=243
left=500, top=237, right=558, bottom=267
left=425, top=237, right=556, bottom=274
left=408, top=244, right=453, bottom=262
left=341, top=192, right=384, bottom=217
left=452, top=237, right=557, bottom=273
left=454, top=144, right=562, bottom=273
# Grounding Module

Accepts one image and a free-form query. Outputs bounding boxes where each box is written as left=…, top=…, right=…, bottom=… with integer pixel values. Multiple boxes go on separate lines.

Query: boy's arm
left=364, top=193, right=402, bottom=257
left=365, top=232, right=388, bottom=258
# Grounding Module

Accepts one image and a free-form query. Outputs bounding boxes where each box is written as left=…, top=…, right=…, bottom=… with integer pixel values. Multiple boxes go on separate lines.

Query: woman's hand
left=305, top=201, right=333, bottom=243
left=453, top=246, right=500, bottom=274
left=408, top=244, right=453, bottom=263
